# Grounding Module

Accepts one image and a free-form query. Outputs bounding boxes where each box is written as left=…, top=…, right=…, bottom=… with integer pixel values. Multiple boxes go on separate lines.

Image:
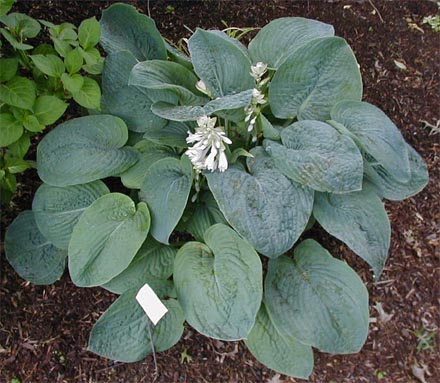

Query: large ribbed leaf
left=313, top=189, right=391, bottom=279
left=100, top=3, right=167, bottom=61
left=103, top=237, right=177, bottom=294
left=5, top=211, right=67, bottom=285
left=269, top=37, right=362, bottom=120
left=265, top=240, right=369, bottom=354
left=68, top=193, right=150, bottom=287
left=188, top=29, right=254, bottom=98
left=151, top=89, right=253, bottom=122
left=129, top=60, right=206, bottom=105
left=139, top=156, right=193, bottom=244
left=101, top=51, right=173, bottom=133
left=174, top=224, right=262, bottom=340
left=248, top=17, right=334, bottom=68
left=89, top=284, right=184, bottom=362
left=206, top=147, right=313, bottom=258
left=364, top=144, right=429, bottom=201
left=143, top=120, right=189, bottom=148
left=331, top=101, right=411, bottom=181
left=32, top=181, right=110, bottom=250
left=120, top=140, right=176, bottom=189
left=186, top=191, right=228, bottom=241
left=37, top=115, right=139, bottom=187
left=263, top=120, right=363, bottom=193
left=244, top=303, right=314, bottom=379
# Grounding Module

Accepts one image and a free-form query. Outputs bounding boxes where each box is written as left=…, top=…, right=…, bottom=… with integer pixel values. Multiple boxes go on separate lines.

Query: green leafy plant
left=422, top=2, right=440, bottom=32
left=0, top=0, right=103, bottom=203
left=5, top=4, right=429, bottom=379
left=411, top=324, right=436, bottom=353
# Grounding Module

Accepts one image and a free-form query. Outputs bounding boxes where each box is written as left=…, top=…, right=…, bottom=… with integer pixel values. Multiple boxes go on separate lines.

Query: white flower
left=252, top=88, right=266, bottom=104
left=250, top=62, right=268, bottom=80
left=196, top=80, right=211, bottom=97
left=186, top=116, right=231, bottom=173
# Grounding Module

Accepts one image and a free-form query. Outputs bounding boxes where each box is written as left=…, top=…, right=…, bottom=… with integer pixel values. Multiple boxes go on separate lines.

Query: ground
left=0, top=1, right=439, bottom=382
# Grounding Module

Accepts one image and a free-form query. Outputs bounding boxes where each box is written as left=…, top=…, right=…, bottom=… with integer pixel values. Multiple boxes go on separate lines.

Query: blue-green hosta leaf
left=164, top=40, right=192, bottom=70
left=313, top=189, right=390, bottom=279
left=120, top=140, right=177, bottom=189
left=5, top=211, right=67, bottom=285
left=68, top=193, right=150, bottom=287
left=331, top=101, right=411, bottom=181
left=139, top=156, right=193, bottom=244
left=364, top=144, right=428, bottom=201
left=32, top=181, right=110, bottom=250
left=188, top=29, right=255, bottom=98
left=129, top=60, right=207, bottom=105
left=265, top=239, right=369, bottom=354
left=206, top=147, right=314, bottom=258
left=269, top=37, right=362, bottom=120
left=186, top=191, right=228, bottom=241
left=101, top=51, right=173, bottom=133
left=249, top=17, right=334, bottom=68
left=244, top=303, right=314, bottom=379
left=143, top=120, right=189, bottom=148
left=174, top=224, right=262, bottom=340
left=102, top=237, right=177, bottom=294
left=263, top=120, right=363, bottom=193
left=151, top=89, right=254, bottom=122
left=100, top=3, right=167, bottom=61
left=37, top=115, right=139, bottom=187
left=89, top=284, right=184, bottom=362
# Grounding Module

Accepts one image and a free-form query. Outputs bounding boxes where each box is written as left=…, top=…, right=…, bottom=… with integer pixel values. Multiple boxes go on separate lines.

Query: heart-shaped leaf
left=32, top=181, right=110, bottom=250
left=37, top=114, right=139, bottom=187
left=244, top=303, right=314, bottom=379
left=5, top=211, right=67, bottom=285
left=89, top=284, right=184, bottom=362
left=313, top=189, right=391, bottom=279
left=265, top=239, right=369, bottom=354
left=139, top=156, right=193, bottom=244
left=68, top=193, right=150, bottom=287
left=269, top=37, right=362, bottom=120
left=206, top=147, right=314, bottom=258
left=263, top=120, right=363, bottom=193
left=174, top=223, right=262, bottom=340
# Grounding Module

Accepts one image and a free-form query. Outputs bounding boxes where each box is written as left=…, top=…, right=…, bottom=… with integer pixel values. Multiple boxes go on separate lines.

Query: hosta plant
left=5, top=3, right=429, bottom=379
left=0, top=0, right=103, bottom=203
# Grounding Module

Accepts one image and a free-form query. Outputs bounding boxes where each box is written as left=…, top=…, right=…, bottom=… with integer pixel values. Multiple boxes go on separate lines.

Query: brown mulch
left=1, top=1, right=439, bottom=382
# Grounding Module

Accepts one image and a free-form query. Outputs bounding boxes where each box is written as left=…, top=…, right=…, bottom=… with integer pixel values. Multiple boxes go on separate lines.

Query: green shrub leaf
left=206, top=147, right=314, bottom=258
left=0, top=76, right=36, bottom=110
left=244, top=303, right=314, bottom=379
left=249, top=17, right=334, bottom=68
left=188, top=29, right=255, bottom=98
left=139, top=156, right=193, bottom=244
left=0, top=113, right=22, bottom=146
left=364, top=144, right=429, bottom=201
left=331, top=100, right=411, bottom=181
left=37, top=114, right=139, bottom=186
left=68, top=193, right=150, bottom=287
left=270, top=37, right=362, bottom=120
left=174, top=223, right=262, bottom=340
left=5, top=211, right=67, bottom=285
left=30, top=54, right=65, bottom=78
left=265, top=239, right=369, bottom=354
left=61, top=72, right=84, bottom=93
left=89, top=285, right=184, bottom=362
left=102, top=237, right=177, bottom=294
left=32, top=181, right=110, bottom=250
left=101, top=50, right=172, bottom=133
left=33, top=95, right=68, bottom=125
left=78, top=17, right=100, bottom=50
left=100, top=3, right=167, bottom=61
left=72, top=77, right=101, bottom=110
left=1, top=12, right=40, bottom=38
left=0, top=0, right=15, bottom=17
left=313, top=189, right=391, bottom=279
left=23, top=114, right=42, bottom=132
left=0, top=57, right=18, bottom=82
left=65, top=48, right=83, bottom=74
left=263, top=120, right=363, bottom=193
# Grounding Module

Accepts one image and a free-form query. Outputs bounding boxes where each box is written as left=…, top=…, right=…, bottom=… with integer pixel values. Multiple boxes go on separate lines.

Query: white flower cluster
left=245, top=62, right=268, bottom=134
left=186, top=116, right=232, bottom=173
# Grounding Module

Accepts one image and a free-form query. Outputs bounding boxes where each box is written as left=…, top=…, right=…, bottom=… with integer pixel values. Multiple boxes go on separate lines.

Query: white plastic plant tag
left=135, top=283, right=168, bottom=325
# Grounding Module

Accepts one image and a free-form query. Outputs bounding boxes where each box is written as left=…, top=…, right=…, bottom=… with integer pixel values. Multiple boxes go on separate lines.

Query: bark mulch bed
left=1, top=1, right=439, bottom=382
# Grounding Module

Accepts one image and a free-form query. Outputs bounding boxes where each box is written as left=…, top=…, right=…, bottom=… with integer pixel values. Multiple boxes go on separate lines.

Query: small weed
left=11, top=378, right=21, bottom=383
left=375, top=370, right=388, bottom=380
left=54, top=349, right=66, bottom=365
left=422, top=2, right=440, bottom=32
left=165, top=5, right=175, bottom=14
left=411, top=324, right=436, bottom=352
left=180, top=348, right=193, bottom=364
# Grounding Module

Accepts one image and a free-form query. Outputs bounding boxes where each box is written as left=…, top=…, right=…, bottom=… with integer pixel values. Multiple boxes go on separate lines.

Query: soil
left=1, top=1, right=439, bottom=382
